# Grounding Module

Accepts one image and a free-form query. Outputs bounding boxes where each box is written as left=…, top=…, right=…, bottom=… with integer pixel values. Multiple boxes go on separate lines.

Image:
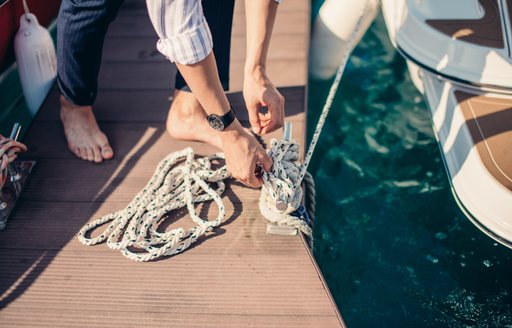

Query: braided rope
left=0, top=135, right=27, bottom=192
left=78, top=147, right=231, bottom=262
left=260, top=139, right=312, bottom=237
left=257, top=0, right=370, bottom=237
left=303, top=171, right=316, bottom=225
left=77, top=1, right=369, bottom=259
left=78, top=141, right=313, bottom=261
left=293, top=0, right=369, bottom=192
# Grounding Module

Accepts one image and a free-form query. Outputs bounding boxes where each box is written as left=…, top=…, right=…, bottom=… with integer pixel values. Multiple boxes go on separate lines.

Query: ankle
left=60, top=95, right=92, bottom=113
left=172, top=91, right=204, bottom=116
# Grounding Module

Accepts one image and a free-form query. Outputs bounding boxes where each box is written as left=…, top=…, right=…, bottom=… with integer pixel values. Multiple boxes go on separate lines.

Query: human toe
left=92, top=146, right=103, bottom=163
left=101, top=144, right=114, bottom=160
left=70, top=144, right=82, bottom=158
left=85, top=147, right=95, bottom=162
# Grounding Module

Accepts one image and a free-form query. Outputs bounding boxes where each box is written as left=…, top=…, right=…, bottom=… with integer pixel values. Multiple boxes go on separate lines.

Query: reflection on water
left=308, top=14, right=512, bottom=327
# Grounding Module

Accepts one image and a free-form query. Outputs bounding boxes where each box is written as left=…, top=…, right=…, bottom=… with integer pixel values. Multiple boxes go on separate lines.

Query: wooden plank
left=101, top=37, right=164, bottom=63
left=232, top=11, right=310, bottom=37
left=35, top=89, right=172, bottom=123
left=19, top=116, right=304, bottom=202
left=0, top=1, right=344, bottom=327
left=97, top=62, right=175, bottom=90
left=0, top=310, right=342, bottom=328
left=230, top=59, right=308, bottom=91
left=35, top=87, right=304, bottom=123
left=101, top=34, right=306, bottom=63
left=229, top=0, right=309, bottom=90
left=230, top=34, right=308, bottom=61
left=0, top=200, right=307, bottom=255
left=105, top=12, right=155, bottom=38
left=234, top=0, right=309, bottom=13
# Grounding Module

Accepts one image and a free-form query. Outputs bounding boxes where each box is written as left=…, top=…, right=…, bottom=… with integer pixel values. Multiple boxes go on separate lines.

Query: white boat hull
left=382, top=0, right=512, bottom=247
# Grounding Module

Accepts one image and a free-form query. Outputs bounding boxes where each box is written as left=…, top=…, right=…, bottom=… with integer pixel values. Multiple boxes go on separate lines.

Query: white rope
left=258, top=0, right=369, bottom=236
left=77, top=1, right=369, bottom=259
left=294, top=0, right=369, bottom=192
left=78, top=141, right=312, bottom=261
left=78, top=147, right=231, bottom=262
left=21, top=0, right=30, bottom=22
left=260, top=139, right=312, bottom=237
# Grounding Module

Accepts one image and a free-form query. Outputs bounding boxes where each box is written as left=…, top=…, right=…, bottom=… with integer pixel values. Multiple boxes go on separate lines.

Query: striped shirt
left=146, top=0, right=281, bottom=65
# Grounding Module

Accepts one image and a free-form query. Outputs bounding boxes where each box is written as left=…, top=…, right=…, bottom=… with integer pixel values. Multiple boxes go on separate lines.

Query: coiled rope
left=258, top=0, right=369, bottom=237
left=78, top=148, right=231, bottom=262
left=78, top=1, right=368, bottom=261
left=260, top=139, right=312, bottom=237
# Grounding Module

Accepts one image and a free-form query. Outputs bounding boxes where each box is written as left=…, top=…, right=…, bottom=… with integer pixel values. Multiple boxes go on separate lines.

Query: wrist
left=207, top=104, right=237, bottom=131
left=244, top=64, right=267, bottom=80
left=218, top=119, right=244, bottom=138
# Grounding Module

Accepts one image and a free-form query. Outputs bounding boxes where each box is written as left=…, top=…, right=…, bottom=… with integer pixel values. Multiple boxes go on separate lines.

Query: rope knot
left=260, top=138, right=312, bottom=238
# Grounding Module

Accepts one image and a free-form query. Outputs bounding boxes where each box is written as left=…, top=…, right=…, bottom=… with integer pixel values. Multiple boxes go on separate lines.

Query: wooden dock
left=0, top=1, right=345, bottom=327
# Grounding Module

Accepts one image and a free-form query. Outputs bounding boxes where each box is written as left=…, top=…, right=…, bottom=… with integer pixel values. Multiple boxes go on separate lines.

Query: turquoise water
left=308, top=13, right=512, bottom=327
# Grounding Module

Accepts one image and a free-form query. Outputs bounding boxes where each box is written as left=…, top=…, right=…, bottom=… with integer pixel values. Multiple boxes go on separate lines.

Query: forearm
left=244, top=0, right=279, bottom=77
left=176, top=53, right=231, bottom=117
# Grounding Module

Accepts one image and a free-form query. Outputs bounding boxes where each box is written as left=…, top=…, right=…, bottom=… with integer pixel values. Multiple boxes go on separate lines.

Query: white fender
left=14, top=13, right=57, bottom=115
left=309, top=0, right=380, bottom=80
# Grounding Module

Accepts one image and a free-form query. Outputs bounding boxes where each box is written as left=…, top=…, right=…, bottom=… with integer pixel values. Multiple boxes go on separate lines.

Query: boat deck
left=0, top=1, right=344, bottom=327
left=426, top=0, right=506, bottom=49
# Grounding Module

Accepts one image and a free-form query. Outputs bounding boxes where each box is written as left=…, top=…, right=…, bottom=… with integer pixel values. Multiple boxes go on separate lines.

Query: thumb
left=257, top=149, right=273, bottom=172
left=247, top=103, right=262, bottom=134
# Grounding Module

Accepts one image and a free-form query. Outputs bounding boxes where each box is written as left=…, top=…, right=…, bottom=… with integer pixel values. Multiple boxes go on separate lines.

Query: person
left=57, top=0, right=284, bottom=188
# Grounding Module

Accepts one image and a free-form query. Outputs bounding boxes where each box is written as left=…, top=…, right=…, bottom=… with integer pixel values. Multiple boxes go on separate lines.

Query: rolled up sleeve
left=146, top=0, right=213, bottom=65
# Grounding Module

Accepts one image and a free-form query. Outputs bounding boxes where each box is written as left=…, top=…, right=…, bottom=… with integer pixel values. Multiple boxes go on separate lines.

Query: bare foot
left=166, top=90, right=223, bottom=149
left=60, top=96, right=114, bottom=163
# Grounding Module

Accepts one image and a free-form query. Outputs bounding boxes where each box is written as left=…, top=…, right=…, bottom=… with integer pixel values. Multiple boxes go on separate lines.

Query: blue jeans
left=57, top=0, right=235, bottom=106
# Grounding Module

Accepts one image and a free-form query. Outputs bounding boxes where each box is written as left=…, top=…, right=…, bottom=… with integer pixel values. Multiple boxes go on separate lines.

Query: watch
left=206, top=105, right=236, bottom=131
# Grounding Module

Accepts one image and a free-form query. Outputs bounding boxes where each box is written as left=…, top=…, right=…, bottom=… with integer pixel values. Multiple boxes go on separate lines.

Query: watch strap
left=220, top=105, right=236, bottom=129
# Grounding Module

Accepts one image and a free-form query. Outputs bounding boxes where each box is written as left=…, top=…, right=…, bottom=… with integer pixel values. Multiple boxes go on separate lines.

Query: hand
left=243, top=67, right=285, bottom=135
left=0, top=135, right=27, bottom=164
left=219, top=120, right=273, bottom=188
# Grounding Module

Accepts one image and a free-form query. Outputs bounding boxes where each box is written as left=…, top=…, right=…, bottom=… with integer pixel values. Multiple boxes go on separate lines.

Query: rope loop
left=76, top=0, right=369, bottom=258
left=260, top=138, right=313, bottom=237
left=77, top=147, right=231, bottom=262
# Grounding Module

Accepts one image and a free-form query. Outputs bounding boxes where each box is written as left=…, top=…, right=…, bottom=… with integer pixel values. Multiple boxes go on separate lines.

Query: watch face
left=207, top=115, right=225, bottom=131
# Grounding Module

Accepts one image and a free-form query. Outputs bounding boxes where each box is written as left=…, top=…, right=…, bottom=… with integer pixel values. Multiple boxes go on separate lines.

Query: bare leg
left=166, top=90, right=222, bottom=149
left=57, top=0, right=123, bottom=163
left=60, top=96, right=114, bottom=163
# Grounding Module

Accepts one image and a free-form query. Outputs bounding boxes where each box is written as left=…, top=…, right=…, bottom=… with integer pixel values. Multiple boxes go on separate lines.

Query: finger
left=261, top=97, right=284, bottom=134
left=237, top=176, right=254, bottom=188
left=13, top=142, right=27, bottom=151
left=258, top=111, right=271, bottom=135
left=247, top=103, right=262, bottom=134
left=256, top=149, right=273, bottom=172
left=247, top=159, right=264, bottom=188
left=280, top=96, right=285, bottom=127
left=276, top=96, right=285, bottom=130
left=247, top=172, right=263, bottom=188
left=7, top=147, right=21, bottom=157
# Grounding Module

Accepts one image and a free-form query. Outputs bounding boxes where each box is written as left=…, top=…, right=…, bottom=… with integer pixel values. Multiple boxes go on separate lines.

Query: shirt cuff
left=156, top=16, right=213, bottom=65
